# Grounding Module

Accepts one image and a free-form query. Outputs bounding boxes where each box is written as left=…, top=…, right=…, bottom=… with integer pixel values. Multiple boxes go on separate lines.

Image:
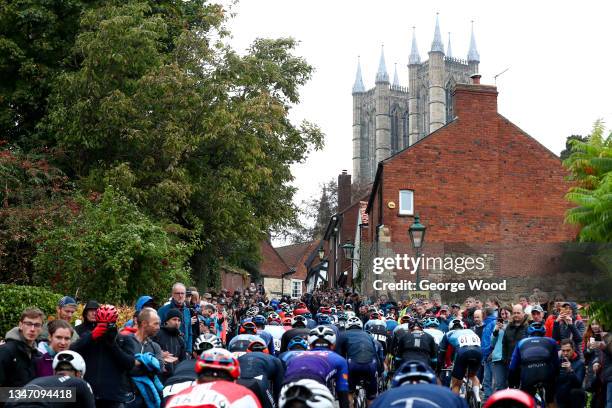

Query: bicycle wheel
left=355, top=386, right=366, bottom=408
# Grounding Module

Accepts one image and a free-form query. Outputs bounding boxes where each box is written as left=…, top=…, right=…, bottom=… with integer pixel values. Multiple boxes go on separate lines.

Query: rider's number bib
left=458, top=333, right=480, bottom=347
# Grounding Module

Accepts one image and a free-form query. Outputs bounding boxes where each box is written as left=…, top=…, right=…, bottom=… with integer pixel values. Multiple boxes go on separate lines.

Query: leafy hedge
left=0, top=284, right=63, bottom=337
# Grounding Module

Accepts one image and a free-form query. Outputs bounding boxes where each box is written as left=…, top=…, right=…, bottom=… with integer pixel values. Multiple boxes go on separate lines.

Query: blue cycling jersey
left=509, top=336, right=559, bottom=386
left=283, top=349, right=349, bottom=393
left=371, top=383, right=468, bottom=408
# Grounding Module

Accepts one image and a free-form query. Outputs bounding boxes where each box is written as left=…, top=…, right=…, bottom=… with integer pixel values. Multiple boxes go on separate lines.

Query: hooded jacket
left=0, top=327, right=41, bottom=386
left=480, top=312, right=498, bottom=361
left=75, top=300, right=100, bottom=336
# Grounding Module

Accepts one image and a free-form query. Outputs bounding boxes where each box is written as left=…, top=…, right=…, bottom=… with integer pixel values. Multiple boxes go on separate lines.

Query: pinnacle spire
left=447, top=32, right=453, bottom=58
left=393, top=63, right=400, bottom=86
left=409, top=27, right=421, bottom=65
left=467, top=20, right=480, bottom=62
left=431, top=13, right=444, bottom=53
left=375, top=45, right=389, bottom=84
left=352, top=56, right=365, bottom=93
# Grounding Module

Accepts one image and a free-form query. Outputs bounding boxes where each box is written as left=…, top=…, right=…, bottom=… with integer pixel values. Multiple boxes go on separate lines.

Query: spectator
left=502, top=304, right=528, bottom=367
left=592, top=332, right=612, bottom=408
left=473, top=310, right=485, bottom=339
left=529, top=304, right=545, bottom=324
left=153, top=309, right=186, bottom=382
left=481, top=307, right=499, bottom=400
left=0, top=307, right=45, bottom=386
left=450, top=304, right=461, bottom=318
left=40, top=296, right=79, bottom=342
left=70, top=304, right=136, bottom=408
left=437, top=305, right=450, bottom=332
left=552, top=302, right=585, bottom=358
left=158, top=283, right=193, bottom=353
left=36, top=319, right=73, bottom=377
left=556, top=339, right=585, bottom=408
left=490, top=306, right=512, bottom=392
left=75, top=300, right=99, bottom=336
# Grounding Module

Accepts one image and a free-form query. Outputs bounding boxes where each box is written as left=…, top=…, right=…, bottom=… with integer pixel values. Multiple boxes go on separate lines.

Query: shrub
left=0, top=284, right=63, bottom=337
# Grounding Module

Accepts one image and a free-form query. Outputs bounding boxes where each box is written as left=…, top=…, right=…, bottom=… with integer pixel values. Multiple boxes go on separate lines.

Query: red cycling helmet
left=239, top=321, right=257, bottom=335
left=282, top=317, right=293, bottom=326
left=319, top=307, right=331, bottom=315
left=293, top=308, right=309, bottom=316
left=483, top=389, right=535, bottom=408
left=96, top=304, right=119, bottom=323
left=195, top=348, right=240, bottom=380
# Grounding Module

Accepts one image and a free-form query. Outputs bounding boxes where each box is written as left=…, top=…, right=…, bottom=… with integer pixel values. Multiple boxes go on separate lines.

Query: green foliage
left=33, top=187, right=192, bottom=303
left=563, top=120, right=612, bottom=328
left=560, top=135, right=588, bottom=161
left=0, top=284, right=62, bottom=337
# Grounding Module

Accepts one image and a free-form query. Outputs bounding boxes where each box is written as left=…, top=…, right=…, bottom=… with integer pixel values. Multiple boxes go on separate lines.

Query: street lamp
left=408, top=214, right=427, bottom=287
left=341, top=242, right=356, bottom=288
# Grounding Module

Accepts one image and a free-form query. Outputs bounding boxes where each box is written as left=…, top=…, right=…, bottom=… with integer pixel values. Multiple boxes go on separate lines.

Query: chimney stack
left=337, top=170, right=352, bottom=213
left=470, top=73, right=482, bottom=85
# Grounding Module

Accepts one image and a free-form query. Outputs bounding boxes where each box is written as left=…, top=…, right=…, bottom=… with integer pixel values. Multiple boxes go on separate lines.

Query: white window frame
left=399, top=190, right=414, bottom=215
left=291, top=279, right=303, bottom=299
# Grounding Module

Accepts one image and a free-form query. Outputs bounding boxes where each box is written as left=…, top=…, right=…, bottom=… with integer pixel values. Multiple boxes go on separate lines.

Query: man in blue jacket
left=480, top=307, right=498, bottom=400
left=158, top=283, right=193, bottom=353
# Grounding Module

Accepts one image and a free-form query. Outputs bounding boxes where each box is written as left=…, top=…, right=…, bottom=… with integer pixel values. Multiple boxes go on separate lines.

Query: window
left=399, top=190, right=414, bottom=215
left=291, top=280, right=302, bottom=298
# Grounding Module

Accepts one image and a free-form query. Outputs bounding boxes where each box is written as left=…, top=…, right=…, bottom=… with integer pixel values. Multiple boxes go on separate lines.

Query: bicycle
left=533, top=382, right=546, bottom=408
left=354, top=379, right=367, bottom=408
left=462, top=376, right=480, bottom=408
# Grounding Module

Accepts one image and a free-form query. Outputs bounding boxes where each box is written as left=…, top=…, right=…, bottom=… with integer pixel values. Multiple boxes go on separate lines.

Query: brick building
left=356, top=77, right=578, bottom=300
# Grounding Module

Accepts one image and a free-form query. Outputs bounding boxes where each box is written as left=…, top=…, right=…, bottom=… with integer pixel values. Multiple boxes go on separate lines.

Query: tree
left=33, top=187, right=192, bottom=303
left=560, top=135, right=588, bottom=161
left=563, top=120, right=612, bottom=327
left=40, top=1, right=323, bottom=287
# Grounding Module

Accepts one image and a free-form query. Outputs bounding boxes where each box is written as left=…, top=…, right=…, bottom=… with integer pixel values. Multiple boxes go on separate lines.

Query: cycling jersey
left=393, top=330, right=438, bottom=367
left=386, top=319, right=398, bottom=335
left=283, top=350, right=349, bottom=394
left=278, top=350, right=308, bottom=368
left=162, top=360, right=197, bottom=404
left=439, top=329, right=482, bottom=379
left=371, top=382, right=468, bottom=408
left=237, top=352, right=284, bottom=403
left=263, top=325, right=286, bottom=355
left=254, top=329, right=275, bottom=355
left=165, top=381, right=262, bottom=408
left=337, top=329, right=381, bottom=400
left=6, top=375, right=95, bottom=408
left=509, top=336, right=559, bottom=402
left=423, top=327, right=445, bottom=345
left=365, top=321, right=389, bottom=352
left=227, top=334, right=266, bottom=357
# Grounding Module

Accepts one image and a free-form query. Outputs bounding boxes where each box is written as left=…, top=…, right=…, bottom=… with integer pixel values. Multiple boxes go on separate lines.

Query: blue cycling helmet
left=303, top=312, right=312, bottom=319
left=317, top=314, right=332, bottom=325
left=391, top=360, right=437, bottom=387
left=527, top=321, right=545, bottom=337
left=422, top=317, right=439, bottom=328
left=287, top=336, right=308, bottom=350
left=252, top=315, right=267, bottom=327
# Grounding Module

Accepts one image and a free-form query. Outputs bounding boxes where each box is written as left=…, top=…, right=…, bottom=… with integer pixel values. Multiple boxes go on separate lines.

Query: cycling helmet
left=344, top=304, right=353, bottom=310
left=344, top=311, right=356, bottom=318
left=292, top=315, right=307, bottom=328
left=337, top=312, right=347, bottom=322
left=246, top=307, right=259, bottom=318
left=317, top=314, right=332, bottom=325
left=195, top=348, right=240, bottom=379
left=95, top=304, right=119, bottom=324
left=408, top=317, right=423, bottom=331
left=252, top=315, right=267, bottom=327
left=483, top=389, right=536, bottom=408
left=346, top=316, right=363, bottom=330
left=308, top=326, right=336, bottom=348
left=399, top=315, right=412, bottom=324
left=268, top=312, right=281, bottom=322
left=385, top=313, right=396, bottom=321
left=240, top=321, right=257, bottom=335
left=319, top=306, right=331, bottom=315
left=449, top=318, right=464, bottom=330
left=282, top=317, right=293, bottom=326
left=246, top=340, right=269, bottom=354
left=288, top=336, right=309, bottom=351
left=422, top=317, right=440, bottom=328
left=391, top=360, right=437, bottom=387
left=303, top=312, right=313, bottom=319
left=279, top=379, right=335, bottom=408
left=369, top=312, right=381, bottom=320
left=527, top=321, right=546, bottom=337
left=293, top=308, right=309, bottom=316
left=194, top=333, right=223, bottom=353
left=53, top=351, right=86, bottom=375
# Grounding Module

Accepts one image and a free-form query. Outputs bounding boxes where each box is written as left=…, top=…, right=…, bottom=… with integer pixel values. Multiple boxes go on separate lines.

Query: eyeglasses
left=173, top=292, right=186, bottom=295
left=22, top=321, right=43, bottom=329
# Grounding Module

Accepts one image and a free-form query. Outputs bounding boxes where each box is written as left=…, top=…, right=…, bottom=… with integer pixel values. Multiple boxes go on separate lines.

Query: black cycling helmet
left=391, top=360, right=437, bottom=387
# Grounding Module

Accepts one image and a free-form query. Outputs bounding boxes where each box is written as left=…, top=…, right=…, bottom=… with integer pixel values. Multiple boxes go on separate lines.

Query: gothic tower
left=352, top=16, right=480, bottom=186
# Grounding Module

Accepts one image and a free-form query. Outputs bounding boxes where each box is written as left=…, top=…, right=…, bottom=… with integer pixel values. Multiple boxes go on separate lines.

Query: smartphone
left=497, top=317, right=504, bottom=323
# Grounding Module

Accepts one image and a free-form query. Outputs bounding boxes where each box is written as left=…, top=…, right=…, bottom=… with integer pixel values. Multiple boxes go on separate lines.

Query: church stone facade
left=352, top=16, right=481, bottom=185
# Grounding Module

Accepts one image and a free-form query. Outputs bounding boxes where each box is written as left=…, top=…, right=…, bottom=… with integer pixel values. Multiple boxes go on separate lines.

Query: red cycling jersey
left=166, top=381, right=262, bottom=408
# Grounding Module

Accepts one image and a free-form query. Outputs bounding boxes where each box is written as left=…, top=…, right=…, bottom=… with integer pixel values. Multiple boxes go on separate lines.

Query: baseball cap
left=440, top=305, right=449, bottom=311
left=58, top=296, right=77, bottom=308
left=531, top=305, right=544, bottom=314
left=451, top=304, right=461, bottom=309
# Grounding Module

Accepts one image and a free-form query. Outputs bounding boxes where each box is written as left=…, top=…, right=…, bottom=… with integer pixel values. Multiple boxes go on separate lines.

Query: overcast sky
left=225, top=1, right=612, bottom=241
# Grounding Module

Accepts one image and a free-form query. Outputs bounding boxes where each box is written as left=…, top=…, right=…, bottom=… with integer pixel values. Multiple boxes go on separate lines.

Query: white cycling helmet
left=308, top=326, right=336, bottom=347
left=194, top=333, right=223, bottom=353
left=279, top=379, right=335, bottom=408
left=344, top=311, right=356, bottom=318
left=53, top=350, right=86, bottom=375
left=346, top=316, right=363, bottom=330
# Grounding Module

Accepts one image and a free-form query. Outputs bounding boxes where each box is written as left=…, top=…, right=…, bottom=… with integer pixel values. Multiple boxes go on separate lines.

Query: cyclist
left=252, top=315, right=276, bottom=355
left=279, top=336, right=310, bottom=367
left=371, top=360, right=467, bottom=408
left=483, top=389, right=536, bottom=408
left=423, top=317, right=445, bottom=345
left=439, top=318, right=482, bottom=400
left=237, top=340, right=284, bottom=408
left=336, top=316, right=382, bottom=405
left=394, top=318, right=438, bottom=369
left=162, top=334, right=223, bottom=403
left=283, top=326, right=350, bottom=408
left=508, top=322, right=559, bottom=408
left=365, top=318, right=390, bottom=354
left=7, top=351, right=95, bottom=408
left=385, top=314, right=398, bottom=336
left=280, top=316, right=310, bottom=353
left=279, top=379, right=335, bottom=408
left=165, top=348, right=261, bottom=408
